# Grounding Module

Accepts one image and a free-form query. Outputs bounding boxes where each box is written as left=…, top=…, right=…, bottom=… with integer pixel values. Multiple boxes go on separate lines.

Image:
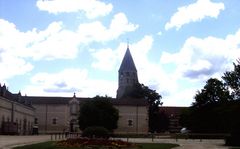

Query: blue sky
left=0, top=0, right=240, bottom=106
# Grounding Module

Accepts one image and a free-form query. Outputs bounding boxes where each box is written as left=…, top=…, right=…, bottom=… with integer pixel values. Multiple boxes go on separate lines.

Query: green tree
left=222, top=59, right=240, bottom=100
left=78, top=96, right=119, bottom=131
left=193, top=78, right=231, bottom=108
left=181, top=78, right=232, bottom=133
left=181, top=60, right=240, bottom=135
left=124, top=83, right=163, bottom=133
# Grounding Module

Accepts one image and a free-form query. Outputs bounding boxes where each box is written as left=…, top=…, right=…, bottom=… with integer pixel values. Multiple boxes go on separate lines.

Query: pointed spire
left=119, top=46, right=137, bottom=72
left=73, top=92, right=76, bottom=98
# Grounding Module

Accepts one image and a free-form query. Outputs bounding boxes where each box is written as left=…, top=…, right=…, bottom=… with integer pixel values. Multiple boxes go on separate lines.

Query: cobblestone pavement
left=0, top=135, right=231, bottom=149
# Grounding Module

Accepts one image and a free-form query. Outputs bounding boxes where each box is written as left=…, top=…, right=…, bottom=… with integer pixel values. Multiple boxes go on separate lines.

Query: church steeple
left=117, top=46, right=138, bottom=99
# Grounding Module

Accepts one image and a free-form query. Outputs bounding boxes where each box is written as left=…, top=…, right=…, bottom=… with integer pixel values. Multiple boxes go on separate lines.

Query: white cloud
left=161, top=30, right=240, bottom=80
left=163, top=88, right=197, bottom=106
left=22, top=68, right=117, bottom=97
left=36, top=0, right=113, bottom=19
left=0, top=52, right=33, bottom=82
left=0, top=12, right=137, bottom=60
left=160, top=28, right=240, bottom=106
left=77, top=13, right=138, bottom=42
left=0, top=12, right=137, bottom=81
left=157, top=31, right=162, bottom=36
left=91, top=48, right=118, bottom=71
left=91, top=35, right=179, bottom=105
left=0, top=20, right=80, bottom=61
left=0, top=19, right=34, bottom=82
left=165, top=0, right=225, bottom=30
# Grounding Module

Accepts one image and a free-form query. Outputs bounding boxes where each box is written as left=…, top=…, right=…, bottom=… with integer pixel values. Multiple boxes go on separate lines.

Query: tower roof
left=119, top=47, right=137, bottom=72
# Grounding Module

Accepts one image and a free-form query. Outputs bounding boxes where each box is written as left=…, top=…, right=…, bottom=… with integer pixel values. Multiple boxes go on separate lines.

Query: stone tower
left=117, top=46, right=139, bottom=99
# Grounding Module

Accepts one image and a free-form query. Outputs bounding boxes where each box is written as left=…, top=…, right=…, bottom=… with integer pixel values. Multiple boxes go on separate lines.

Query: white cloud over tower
left=165, top=0, right=225, bottom=30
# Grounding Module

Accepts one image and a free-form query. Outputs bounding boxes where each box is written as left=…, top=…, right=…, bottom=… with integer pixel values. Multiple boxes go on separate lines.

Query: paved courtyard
left=0, top=135, right=231, bottom=149
left=0, top=135, right=51, bottom=149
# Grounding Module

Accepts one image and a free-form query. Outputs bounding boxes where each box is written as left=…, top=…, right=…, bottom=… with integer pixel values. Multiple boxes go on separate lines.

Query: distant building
left=159, top=106, right=186, bottom=133
left=0, top=84, right=35, bottom=135
left=0, top=46, right=185, bottom=135
left=0, top=46, right=148, bottom=134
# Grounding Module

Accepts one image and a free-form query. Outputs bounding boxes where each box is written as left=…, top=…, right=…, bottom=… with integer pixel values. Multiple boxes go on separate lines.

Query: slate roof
left=111, top=97, right=148, bottom=106
left=119, top=47, right=137, bottom=72
left=0, top=84, right=33, bottom=108
left=24, top=96, right=90, bottom=104
left=159, top=106, right=187, bottom=117
left=24, top=96, right=148, bottom=106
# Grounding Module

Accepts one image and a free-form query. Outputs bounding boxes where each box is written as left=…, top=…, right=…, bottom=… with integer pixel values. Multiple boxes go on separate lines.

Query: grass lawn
left=13, top=141, right=179, bottom=149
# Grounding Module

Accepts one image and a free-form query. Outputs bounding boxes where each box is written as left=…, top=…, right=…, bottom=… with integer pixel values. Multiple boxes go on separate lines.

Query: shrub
left=225, top=133, right=240, bottom=146
left=82, top=126, right=109, bottom=138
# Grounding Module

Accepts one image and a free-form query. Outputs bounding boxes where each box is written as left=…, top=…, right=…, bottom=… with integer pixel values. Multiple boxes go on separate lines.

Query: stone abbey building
left=0, top=47, right=184, bottom=135
left=0, top=47, right=149, bottom=134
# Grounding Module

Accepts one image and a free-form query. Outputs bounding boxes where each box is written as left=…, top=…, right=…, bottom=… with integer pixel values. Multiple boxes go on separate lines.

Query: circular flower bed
left=57, top=138, right=138, bottom=148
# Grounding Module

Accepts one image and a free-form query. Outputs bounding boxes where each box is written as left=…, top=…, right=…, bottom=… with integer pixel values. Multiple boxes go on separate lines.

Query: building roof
left=24, top=96, right=148, bottom=106
left=111, top=97, right=148, bottom=106
left=119, top=47, right=137, bottom=72
left=159, top=106, right=187, bottom=117
left=24, top=96, right=90, bottom=104
left=0, top=84, right=33, bottom=108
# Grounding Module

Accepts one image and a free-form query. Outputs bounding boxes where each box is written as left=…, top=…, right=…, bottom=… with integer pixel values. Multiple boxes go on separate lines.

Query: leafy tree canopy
left=223, top=59, right=240, bottom=100
left=193, top=78, right=231, bottom=108
left=123, top=83, right=163, bottom=132
left=181, top=60, right=240, bottom=133
left=78, top=96, right=119, bottom=131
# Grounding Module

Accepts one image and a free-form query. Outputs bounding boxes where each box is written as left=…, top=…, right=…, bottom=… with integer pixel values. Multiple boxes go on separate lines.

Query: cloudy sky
left=0, top=0, right=240, bottom=106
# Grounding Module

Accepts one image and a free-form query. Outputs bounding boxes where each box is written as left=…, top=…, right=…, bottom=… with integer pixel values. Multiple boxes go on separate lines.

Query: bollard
left=51, top=133, right=53, bottom=140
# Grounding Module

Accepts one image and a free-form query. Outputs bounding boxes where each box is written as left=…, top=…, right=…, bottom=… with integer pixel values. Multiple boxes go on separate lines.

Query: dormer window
left=70, top=103, right=77, bottom=115
left=69, top=93, right=79, bottom=115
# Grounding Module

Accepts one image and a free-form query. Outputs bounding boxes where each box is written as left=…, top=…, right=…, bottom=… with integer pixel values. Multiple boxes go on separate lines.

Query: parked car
left=180, top=127, right=189, bottom=134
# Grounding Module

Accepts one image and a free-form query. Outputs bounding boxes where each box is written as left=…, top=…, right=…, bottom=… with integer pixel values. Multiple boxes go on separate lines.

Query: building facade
left=0, top=84, right=35, bottom=135
left=1, top=46, right=149, bottom=134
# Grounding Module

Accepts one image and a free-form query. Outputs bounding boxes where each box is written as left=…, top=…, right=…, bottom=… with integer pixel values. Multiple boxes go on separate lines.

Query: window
left=34, top=118, right=38, bottom=124
left=128, top=119, right=133, bottom=127
left=52, top=118, right=57, bottom=125
left=126, top=72, right=130, bottom=76
left=70, top=104, right=77, bottom=115
left=2, top=116, right=5, bottom=122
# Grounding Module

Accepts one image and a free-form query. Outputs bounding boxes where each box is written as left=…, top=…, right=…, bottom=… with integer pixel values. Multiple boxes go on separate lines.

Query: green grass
left=13, top=141, right=179, bottom=149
